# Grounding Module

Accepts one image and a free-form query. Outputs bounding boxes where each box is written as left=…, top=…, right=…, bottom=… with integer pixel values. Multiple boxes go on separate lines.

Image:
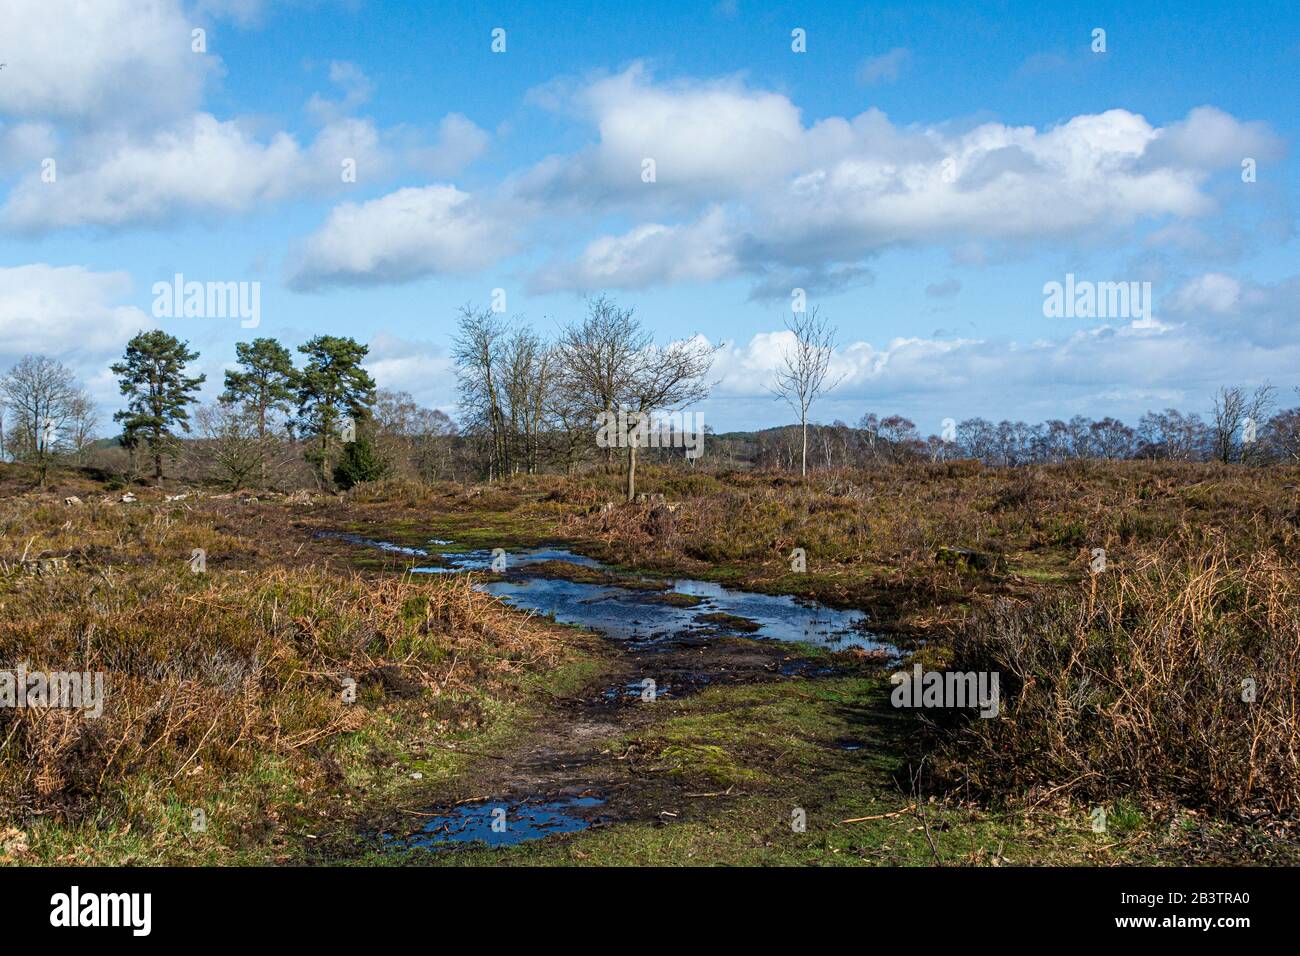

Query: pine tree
left=294, top=335, right=376, bottom=485
left=221, top=338, right=297, bottom=440
left=333, top=433, right=390, bottom=489
left=112, top=331, right=205, bottom=480
left=221, top=337, right=297, bottom=486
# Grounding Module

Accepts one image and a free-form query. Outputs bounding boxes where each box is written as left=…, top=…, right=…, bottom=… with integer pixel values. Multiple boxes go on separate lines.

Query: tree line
left=2, top=302, right=1297, bottom=491
left=0, top=330, right=457, bottom=490
left=452, top=295, right=718, bottom=500
left=746, top=385, right=1300, bottom=469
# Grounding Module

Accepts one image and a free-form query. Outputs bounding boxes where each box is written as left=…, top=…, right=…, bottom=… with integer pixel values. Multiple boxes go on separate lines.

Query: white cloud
left=1144, top=106, right=1284, bottom=170
left=364, top=332, right=456, bottom=405
left=0, top=121, right=59, bottom=178
left=516, top=64, right=809, bottom=205
left=306, top=60, right=375, bottom=125
left=532, top=208, right=738, bottom=292
left=1165, top=271, right=1300, bottom=348
left=0, top=0, right=217, bottom=125
left=399, top=113, right=491, bottom=177
left=704, top=309, right=1300, bottom=429
left=513, top=68, right=1267, bottom=294
left=1170, top=272, right=1242, bottom=314
left=0, top=3, right=488, bottom=234
left=0, top=264, right=151, bottom=366
left=1, top=114, right=385, bottom=232
left=286, top=185, right=514, bottom=290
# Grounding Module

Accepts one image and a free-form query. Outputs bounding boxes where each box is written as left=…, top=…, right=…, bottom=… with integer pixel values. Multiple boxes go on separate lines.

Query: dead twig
left=840, top=803, right=916, bottom=824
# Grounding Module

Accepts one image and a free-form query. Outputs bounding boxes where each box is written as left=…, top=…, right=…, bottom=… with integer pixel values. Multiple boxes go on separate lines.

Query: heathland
left=1, top=458, right=1296, bottom=866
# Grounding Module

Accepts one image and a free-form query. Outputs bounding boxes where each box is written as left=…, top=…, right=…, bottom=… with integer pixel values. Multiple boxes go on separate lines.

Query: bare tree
left=373, top=388, right=458, bottom=481
left=64, top=391, right=99, bottom=462
left=769, top=307, right=843, bottom=478
left=556, top=296, right=643, bottom=475
left=1267, top=391, right=1300, bottom=463
left=0, top=355, right=84, bottom=488
left=1211, top=387, right=1246, bottom=463
left=452, top=305, right=508, bottom=479
left=192, top=402, right=267, bottom=490
left=619, top=336, right=718, bottom=500
left=500, top=326, right=551, bottom=475
left=1137, top=408, right=1208, bottom=461
left=1242, top=384, right=1277, bottom=464
left=557, top=296, right=718, bottom=501
left=1212, top=384, right=1275, bottom=463
left=545, top=384, right=592, bottom=476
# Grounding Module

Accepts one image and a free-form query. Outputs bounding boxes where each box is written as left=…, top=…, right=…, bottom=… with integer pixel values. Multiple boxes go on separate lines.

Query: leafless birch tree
left=770, top=307, right=843, bottom=478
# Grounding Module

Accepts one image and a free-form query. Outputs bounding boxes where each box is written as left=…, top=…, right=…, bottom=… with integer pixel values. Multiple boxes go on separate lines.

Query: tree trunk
left=625, top=443, right=637, bottom=502
left=800, top=414, right=808, bottom=478
left=258, top=411, right=267, bottom=487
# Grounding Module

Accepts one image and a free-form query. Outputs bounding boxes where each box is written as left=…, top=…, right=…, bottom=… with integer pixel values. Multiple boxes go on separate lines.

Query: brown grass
left=0, top=491, right=579, bottom=859
left=934, top=531, right=1300, bottom=816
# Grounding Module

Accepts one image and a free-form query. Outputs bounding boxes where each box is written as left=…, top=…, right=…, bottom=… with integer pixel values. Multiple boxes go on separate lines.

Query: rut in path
left=381, top=629, right=853, bottom=850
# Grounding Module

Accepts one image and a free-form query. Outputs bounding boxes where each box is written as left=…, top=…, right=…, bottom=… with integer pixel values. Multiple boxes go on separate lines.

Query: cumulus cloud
left=286, top=185, right=514, bottom=290
left=703, top=304, right=1300, bottom=429
left=364, top=331, right=457, bottom=404
left=1, top=114, right=386, bottom=232
left=0, top=264, right=151, bottom=366
left=0, top=1, right=488, bottom=234
left=0, top=0, right=217, bottom=126
left=1, top=105, right=491, bottom=233
left=0, top=121, right=58, bottom=178
left=306, top=60, right=376, bottom=125
left=305, top=66, right=1276, bottom=295
left=1169, top=272, right=1242, bottom=314
left=1165, top=271, right=1300, bottom=347
left=398, top=113, right=491, bottom=177
left=1144, top=106, right=1284, bottom=170
left=531, top=208, right=738, bottom=292
left=514, top=67, right=1268, bottom=294
left=515, top=64, right=810, bottom=206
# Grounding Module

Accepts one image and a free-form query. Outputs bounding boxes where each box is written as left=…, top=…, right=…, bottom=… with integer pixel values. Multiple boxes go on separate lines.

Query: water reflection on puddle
left=391, top=796, right=606, bottom=850
left=472, top=549, right=879, bottom=650
left=329, top=536, right=881, bottom=652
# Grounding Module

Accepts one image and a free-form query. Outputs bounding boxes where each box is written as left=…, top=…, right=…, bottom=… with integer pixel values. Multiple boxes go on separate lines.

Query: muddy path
left=385, top=635, right=843, bottom=850
left=321, top=534, right=890, bottom=858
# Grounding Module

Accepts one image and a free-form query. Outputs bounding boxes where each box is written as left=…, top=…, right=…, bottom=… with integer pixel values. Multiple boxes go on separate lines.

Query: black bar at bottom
left=0, top=865, right=1276, bottom=941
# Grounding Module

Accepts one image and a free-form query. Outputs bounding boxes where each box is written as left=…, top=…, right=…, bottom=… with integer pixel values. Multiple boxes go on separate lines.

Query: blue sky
left=1, top=0, right=1297, bottom=435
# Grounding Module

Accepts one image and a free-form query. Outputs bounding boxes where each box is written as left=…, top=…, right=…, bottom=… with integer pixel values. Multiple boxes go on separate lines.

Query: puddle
left=478, top=552, right=880, bottom=650
left=390, top=796, right=605, bottom=850
left=318, top=532, right=430, bottom=557
left=410, top=547, right=605, bottom=575
left=331, top=537, right=882, bottom=651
